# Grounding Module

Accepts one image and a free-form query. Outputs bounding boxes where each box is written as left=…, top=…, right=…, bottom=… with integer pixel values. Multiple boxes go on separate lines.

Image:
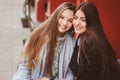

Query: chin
left=59, top=31, right=65, bottom=33
left=59, top=30, right=65, bottom=33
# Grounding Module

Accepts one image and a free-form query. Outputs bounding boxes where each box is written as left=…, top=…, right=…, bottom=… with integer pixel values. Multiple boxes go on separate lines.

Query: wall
left=88, top=0, right=120, bottom=58
left=49, top=0, right=76, bottom=13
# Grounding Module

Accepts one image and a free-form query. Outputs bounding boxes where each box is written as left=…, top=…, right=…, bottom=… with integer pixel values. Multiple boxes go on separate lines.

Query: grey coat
left=12, top=33, right=75, bottom=80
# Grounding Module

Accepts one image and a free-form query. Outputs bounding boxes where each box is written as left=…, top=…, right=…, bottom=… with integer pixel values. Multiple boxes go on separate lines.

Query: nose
left=75, top=19, right=80, bottom=25
left=62, top=19, right=67, bottom=25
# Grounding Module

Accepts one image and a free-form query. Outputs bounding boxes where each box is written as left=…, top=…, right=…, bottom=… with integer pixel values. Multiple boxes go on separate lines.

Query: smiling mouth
left=75, top=26, right=82, bottom=30
left=60, top=25, right=66, bottom=29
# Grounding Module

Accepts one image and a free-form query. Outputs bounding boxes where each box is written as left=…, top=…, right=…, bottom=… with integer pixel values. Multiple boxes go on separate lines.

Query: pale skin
left=38, top=9, right=74, bottom=80
left=38, top=77, right=50, bottom=80
left=73, top=9, right=87, bottom=40
left=73, top=9, right=87, bottom=80
left=58, top=9, right=74, bottom=36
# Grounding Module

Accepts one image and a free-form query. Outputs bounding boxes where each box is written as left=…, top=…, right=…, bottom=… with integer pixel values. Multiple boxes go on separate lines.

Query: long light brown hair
left=22, top=2, right=75, bottom=76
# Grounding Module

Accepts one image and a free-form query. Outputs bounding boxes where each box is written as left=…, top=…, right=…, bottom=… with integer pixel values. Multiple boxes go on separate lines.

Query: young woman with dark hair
left=70, top=2, right=120, bottom=80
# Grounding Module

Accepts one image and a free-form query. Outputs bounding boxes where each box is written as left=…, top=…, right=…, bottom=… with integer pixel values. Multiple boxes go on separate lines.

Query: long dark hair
left=75, top=2, right=117, bottom=77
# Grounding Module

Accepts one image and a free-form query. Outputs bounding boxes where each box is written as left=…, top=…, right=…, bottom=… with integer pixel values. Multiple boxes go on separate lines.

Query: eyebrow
left=61, top=15, right=74, bottom=20
left=80, top=17, right=86, bottom=19
left=74, top=15, right=85, bottom=18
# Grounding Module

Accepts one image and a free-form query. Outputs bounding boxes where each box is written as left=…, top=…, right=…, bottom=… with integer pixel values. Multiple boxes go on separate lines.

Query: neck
left=74, top=33, right=80, bottom=40
left=58, top=32, right=66, bottom=37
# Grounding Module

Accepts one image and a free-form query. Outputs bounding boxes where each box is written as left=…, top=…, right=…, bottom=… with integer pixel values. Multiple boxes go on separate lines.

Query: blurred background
left=0, top=0, right=120, bottom=80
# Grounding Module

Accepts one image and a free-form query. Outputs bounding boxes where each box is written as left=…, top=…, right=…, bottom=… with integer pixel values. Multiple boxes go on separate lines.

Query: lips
left=60, top=26, right=66, bottom=29
left=75, top=26, right=82, bottom=30
left=59, top=24, right=66, bottom=29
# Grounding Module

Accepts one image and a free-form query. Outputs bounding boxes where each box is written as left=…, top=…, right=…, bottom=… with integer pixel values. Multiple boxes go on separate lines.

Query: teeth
left=75, top=27, right=81, bottom=30
left=61, top=26, right=65, bottom=29
left=60, top=25, right=66, bottom=29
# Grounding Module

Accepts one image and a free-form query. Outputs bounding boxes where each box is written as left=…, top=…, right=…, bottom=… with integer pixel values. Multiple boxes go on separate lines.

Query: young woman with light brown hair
left=13, top=2, right=75, bottom=80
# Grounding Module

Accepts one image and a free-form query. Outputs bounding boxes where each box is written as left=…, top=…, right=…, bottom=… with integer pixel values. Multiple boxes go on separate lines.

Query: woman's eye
left=73, top=15, right=78, bottom=19
left=60, top=16, right=64, bottom=19
left=73, top=16, right=77, bottom=19
left=81, top=19, right=86, bottom=22
left=68, top=19, right=73, bottom=23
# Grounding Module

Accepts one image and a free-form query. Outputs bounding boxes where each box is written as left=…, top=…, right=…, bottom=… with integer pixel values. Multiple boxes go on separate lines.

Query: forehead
left=75, top=10, right=85, bottom=17
left=61, top=9, right=74, bottom=18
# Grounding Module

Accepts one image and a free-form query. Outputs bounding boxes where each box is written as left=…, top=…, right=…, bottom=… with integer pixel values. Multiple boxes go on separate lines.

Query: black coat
left=70, top=41, right=120, bottom=80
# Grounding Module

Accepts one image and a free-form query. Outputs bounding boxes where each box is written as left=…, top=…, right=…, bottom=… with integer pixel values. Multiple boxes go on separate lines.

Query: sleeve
left=12, top=60, right=31, bottom=80
left=12, top=38, right=32, bottom=80
left=64, top=68, right=74, bottom=80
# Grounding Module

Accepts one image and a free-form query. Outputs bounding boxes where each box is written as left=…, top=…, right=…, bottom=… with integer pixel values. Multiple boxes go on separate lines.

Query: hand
left=38, top=77, right=50, bottom=80
left=74, top=76, right=77, bottom=80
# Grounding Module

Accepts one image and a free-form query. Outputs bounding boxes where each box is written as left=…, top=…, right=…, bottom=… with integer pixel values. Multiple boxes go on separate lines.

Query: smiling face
left=73, top=9, right=87, bottom=35
left=58, top=9, right=74, bottom=34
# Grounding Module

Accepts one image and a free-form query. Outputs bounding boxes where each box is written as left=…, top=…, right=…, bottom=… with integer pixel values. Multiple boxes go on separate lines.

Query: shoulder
left=65, top=33, right=76, bottom=48
left=66, top=33, right=75, bottom=42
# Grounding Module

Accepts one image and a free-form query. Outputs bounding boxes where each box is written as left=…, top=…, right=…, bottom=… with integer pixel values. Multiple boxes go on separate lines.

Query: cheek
left=72, top=20, right=75, bottom=26
left=83, top=27, right=87, bottom=32
left=83, top=22, right=87, bottom=29
left=58, top=19, right=61, bottom=24
left=68, top=23, right=72, bottom=29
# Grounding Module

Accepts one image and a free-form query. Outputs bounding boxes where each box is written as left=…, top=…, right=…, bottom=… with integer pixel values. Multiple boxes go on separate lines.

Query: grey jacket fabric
left=12, top=33, right=75, bottom=80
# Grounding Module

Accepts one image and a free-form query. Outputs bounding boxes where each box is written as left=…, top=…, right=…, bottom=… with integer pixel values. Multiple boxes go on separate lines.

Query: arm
left=76, top=51, right=103, bottom=80
left=12, top=60, right=31, bottom=80
left=38, top=77, right=50, bottom=80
